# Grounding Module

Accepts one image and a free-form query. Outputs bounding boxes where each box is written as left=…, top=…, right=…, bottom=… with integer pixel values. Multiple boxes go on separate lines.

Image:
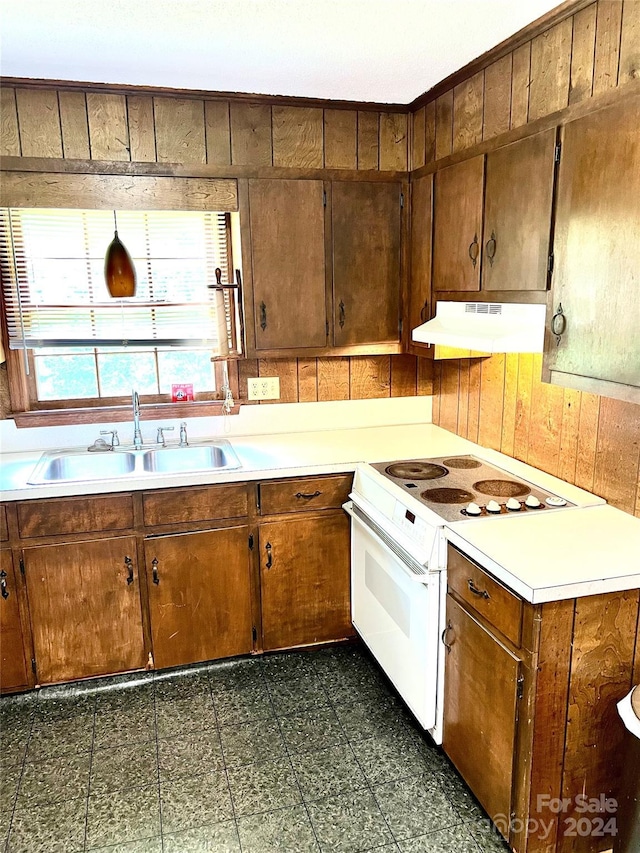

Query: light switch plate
left=247, top=377, right=280, bottom=400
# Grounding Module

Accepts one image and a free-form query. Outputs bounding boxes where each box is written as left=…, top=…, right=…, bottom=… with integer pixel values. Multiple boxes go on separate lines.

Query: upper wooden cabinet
left=331, top=181, right=402, bottom=347
left=243, top=177, right=403, bottom=357
left=407, top=175, right=433, bottom=350
left=431, top=131, right=556, bottom=296
left=247, top=178, right=328, bottom=352
left=544, top=95, right=640, bottom=404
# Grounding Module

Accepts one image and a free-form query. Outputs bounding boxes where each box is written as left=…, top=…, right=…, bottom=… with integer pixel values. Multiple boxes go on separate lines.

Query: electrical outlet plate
left=247, top=377, right=280, bottom=400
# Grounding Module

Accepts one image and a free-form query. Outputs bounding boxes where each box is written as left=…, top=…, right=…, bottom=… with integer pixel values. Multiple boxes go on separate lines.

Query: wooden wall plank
left=593, top=0, right=624, bottom=95
left=297, top=358, right=318, bottom=403
left=357, top=111, right=379, bottom=170
left=528, top=18, right=572, bottom=122
left=477, top=354, right=506, bottom=450
left=570, top=3, right=597, bottom=104
left=154, top=97, right=206, bottom=164
left=574, top=392, right=601, bottom=492
left=127, top=95, right=156, bottom=162
left=272, top=106, right=323, bottom=168
left=593, top=397, right=640, bottom=513
left=510, top=43, right=531, bottom=128
left=435, top=90, right=454, bottom=160
left=466, top=359, right=482, bottom=443
left=557, top=388, right=582, bottom=484
left=452, top=72, right=484, bottom=153
left=619, top=0, right=640, bottom=85
left=349, top=356, right=391, bottom=399
left=379, top=113, right=408, bottom=170
left=526, top=355, right=565, bottom=476
left=483, top=55, right=513, bottom=140
left=431, top=361, right=442, bottom=425
left=411, top=105, right=426, bottom=170
left=439, top=360, right=461, bottom=433
left=58, top=91, right=89, bottom=159
left=513, top=353, right=534, bottom=463
left=324, top=109, right=357, bottom=170
left=86, top=93, right=130, bottom=161
left=317, top=357, right=349, bottom=401
left=417, top=357, right=433, bottom=396
left=424, top=100, right=436, bottom=164
left=15, top=88, right=62, bottom=158
left=456, top=361, right=470, bottom=438
left=238, top=358, right=259, bottom=402
left=205, top=100, right=231, bottom=167
left=390, top=354, right=418, bottom=397
left=258, top=358, right=298, bottom=403
left=230, top=102, right=272, bottom=167
left=500, top=353, right=519, bottom=457
left=1, top=88, right=21, bottom=156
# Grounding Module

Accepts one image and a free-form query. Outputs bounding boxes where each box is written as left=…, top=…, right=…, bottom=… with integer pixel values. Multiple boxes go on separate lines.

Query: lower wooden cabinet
left=0, top=549, right=30, bottom=693
left=259, top=511, right=352, bottom=650
left=22, top=536, right=146, bottom=684
left=145, top=526, right=253, bottom=670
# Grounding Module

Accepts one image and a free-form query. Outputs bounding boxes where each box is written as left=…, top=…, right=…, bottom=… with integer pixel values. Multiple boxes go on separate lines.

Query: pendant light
left=104, top=211, right=136, bottom=297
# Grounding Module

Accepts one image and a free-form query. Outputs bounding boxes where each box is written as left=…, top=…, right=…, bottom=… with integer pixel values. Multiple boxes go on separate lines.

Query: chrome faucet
left=179, top=421, right=189, bottom=447
left=132, top=390, right=144, bottom=449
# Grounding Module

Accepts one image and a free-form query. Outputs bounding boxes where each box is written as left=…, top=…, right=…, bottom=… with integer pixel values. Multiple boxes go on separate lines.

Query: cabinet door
left=23, top=536, right=145, bottom=684
left=146, top=526, right=252, bottom=670
left=408, top=175, right=433, bottom=347
left=248, top=179, right=327, bottom=350
left=0, top=550, right=30, bottom=693
left=443, top=595, right=521, bottom=826
left=433, top=156, right=484, bottom=292
left=332, top=181, right=402, bottom=346
left=482, top=129, right=556, bottom=292
left=545, top=96, right=640, bottom=395
left=259, top=512, right=352, bottom=650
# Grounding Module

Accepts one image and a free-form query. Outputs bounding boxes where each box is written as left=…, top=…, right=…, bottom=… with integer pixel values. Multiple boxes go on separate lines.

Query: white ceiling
left=1, top=0, right=560, bottom=104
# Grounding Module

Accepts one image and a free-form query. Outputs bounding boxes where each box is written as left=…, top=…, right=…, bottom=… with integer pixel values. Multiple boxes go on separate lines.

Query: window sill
left=12, top=401, right=241, bottom=429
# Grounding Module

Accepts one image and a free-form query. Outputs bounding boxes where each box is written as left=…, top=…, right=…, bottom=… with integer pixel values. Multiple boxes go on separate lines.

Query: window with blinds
left=0, top=208, right=242, bottom=405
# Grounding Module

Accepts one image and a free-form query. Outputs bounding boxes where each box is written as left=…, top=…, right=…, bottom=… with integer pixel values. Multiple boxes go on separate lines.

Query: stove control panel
left=392, top=500, right=431, bottom=544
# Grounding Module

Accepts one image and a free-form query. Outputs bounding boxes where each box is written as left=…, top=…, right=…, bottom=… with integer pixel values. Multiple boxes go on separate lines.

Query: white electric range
left=344, top=453, right=600, bottom=744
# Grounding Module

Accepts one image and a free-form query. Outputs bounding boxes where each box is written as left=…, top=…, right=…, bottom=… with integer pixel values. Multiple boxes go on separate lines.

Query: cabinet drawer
left=143, top=484, right=248, bottom=527
left=0, top=505, right=7, bottom=542
left=17, top=494, right=134, bottom=538
left=447, top=545, right=523, bottom=646
left=259, top=475, right=353, bottom=515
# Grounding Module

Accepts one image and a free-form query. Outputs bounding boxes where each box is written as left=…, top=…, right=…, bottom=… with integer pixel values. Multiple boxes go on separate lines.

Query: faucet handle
left=100, top=429, right=119, bottom=448
left=156, top=426, right=174, bottom=447
left=179, top=422, right=189, bottom=447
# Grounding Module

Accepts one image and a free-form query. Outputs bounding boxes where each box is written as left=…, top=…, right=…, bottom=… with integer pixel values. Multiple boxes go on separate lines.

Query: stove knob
left=465, top=502, right=482, bottom=516
left=506, top=498, right=521, bottom=511
left=525, top=495, right=541, bottom=508
left=546, top=496, right=567, bottom=507
left=486, top=500, right=502, bottom=513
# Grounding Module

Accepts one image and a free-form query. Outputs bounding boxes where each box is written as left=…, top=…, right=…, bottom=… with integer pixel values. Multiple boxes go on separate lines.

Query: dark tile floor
left=0, top=643, right=510, bottom=852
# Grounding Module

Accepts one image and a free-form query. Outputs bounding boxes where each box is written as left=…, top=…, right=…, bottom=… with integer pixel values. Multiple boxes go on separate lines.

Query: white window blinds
left=0, top=208, right=239, bottom=355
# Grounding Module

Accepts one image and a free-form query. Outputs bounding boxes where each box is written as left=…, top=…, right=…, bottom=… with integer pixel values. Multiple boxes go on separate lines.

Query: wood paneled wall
left=0, top=85, right=429, bottom=415
left=417, top=0, right=640, bottom=517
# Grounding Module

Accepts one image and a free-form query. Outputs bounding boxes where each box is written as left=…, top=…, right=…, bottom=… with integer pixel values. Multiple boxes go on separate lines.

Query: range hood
left=412, top=301, right=546, bottom=353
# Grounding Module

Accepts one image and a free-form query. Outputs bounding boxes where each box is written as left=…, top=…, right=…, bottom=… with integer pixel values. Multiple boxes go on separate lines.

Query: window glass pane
left=157, top=350, right=215, bottom=394
left=97, top=351, right=158, bottom=396
left=34, top=353, right=99, bottom=400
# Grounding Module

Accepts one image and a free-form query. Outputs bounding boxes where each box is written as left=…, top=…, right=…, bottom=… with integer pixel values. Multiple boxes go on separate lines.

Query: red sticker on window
left=172, top=383, right=194, bottom=402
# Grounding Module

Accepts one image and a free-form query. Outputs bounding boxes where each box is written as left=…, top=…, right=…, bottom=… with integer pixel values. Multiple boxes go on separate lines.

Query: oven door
left=345, top=501, right=441, bottom=733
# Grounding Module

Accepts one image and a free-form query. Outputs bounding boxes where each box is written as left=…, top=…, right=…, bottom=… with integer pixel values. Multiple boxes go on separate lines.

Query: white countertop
left=446, top=504, right=640, bottom=604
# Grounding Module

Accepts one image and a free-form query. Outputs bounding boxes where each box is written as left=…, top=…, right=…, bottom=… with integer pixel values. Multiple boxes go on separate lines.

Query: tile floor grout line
left=2, top=696, right=35, bottom=853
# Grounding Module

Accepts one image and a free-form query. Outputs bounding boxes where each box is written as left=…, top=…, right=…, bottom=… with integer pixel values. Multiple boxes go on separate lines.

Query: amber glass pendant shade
left=104, top=226, right=136, bottom=298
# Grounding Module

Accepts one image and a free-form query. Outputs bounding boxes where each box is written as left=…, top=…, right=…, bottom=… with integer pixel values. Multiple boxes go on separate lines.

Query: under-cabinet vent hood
left=412, top=301, right=546, bottom=354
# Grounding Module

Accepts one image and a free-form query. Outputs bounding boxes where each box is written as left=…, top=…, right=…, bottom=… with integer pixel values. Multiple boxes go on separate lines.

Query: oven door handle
left=343, top=501, right=433, bottom=585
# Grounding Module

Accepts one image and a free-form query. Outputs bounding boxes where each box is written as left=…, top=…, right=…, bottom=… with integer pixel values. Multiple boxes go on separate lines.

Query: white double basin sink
left=27, top=440, right=242, bottom=485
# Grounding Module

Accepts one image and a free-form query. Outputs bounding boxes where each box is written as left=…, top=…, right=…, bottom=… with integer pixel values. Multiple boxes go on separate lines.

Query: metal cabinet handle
left=152, top=557, right=160, bottom=585
left=265, top=542, right=273, bottom=570
left=0, top=570, right=8, bottom=600
left=467, top=578, right=490, bottom=600
left=551, top=303, right=566, bottom=347
left=259, top=301, right=267, bottom=332
left=442, top=620, right=453, bottom=653
left=124, top=556, right=134, bottom=586
left=468, top=234, right=479, bottom=268
left=338, top=300, right=345, bottom=329
left=295, top=490, right=321, bottom=500
left=485, top=231, right=497, bottom=266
